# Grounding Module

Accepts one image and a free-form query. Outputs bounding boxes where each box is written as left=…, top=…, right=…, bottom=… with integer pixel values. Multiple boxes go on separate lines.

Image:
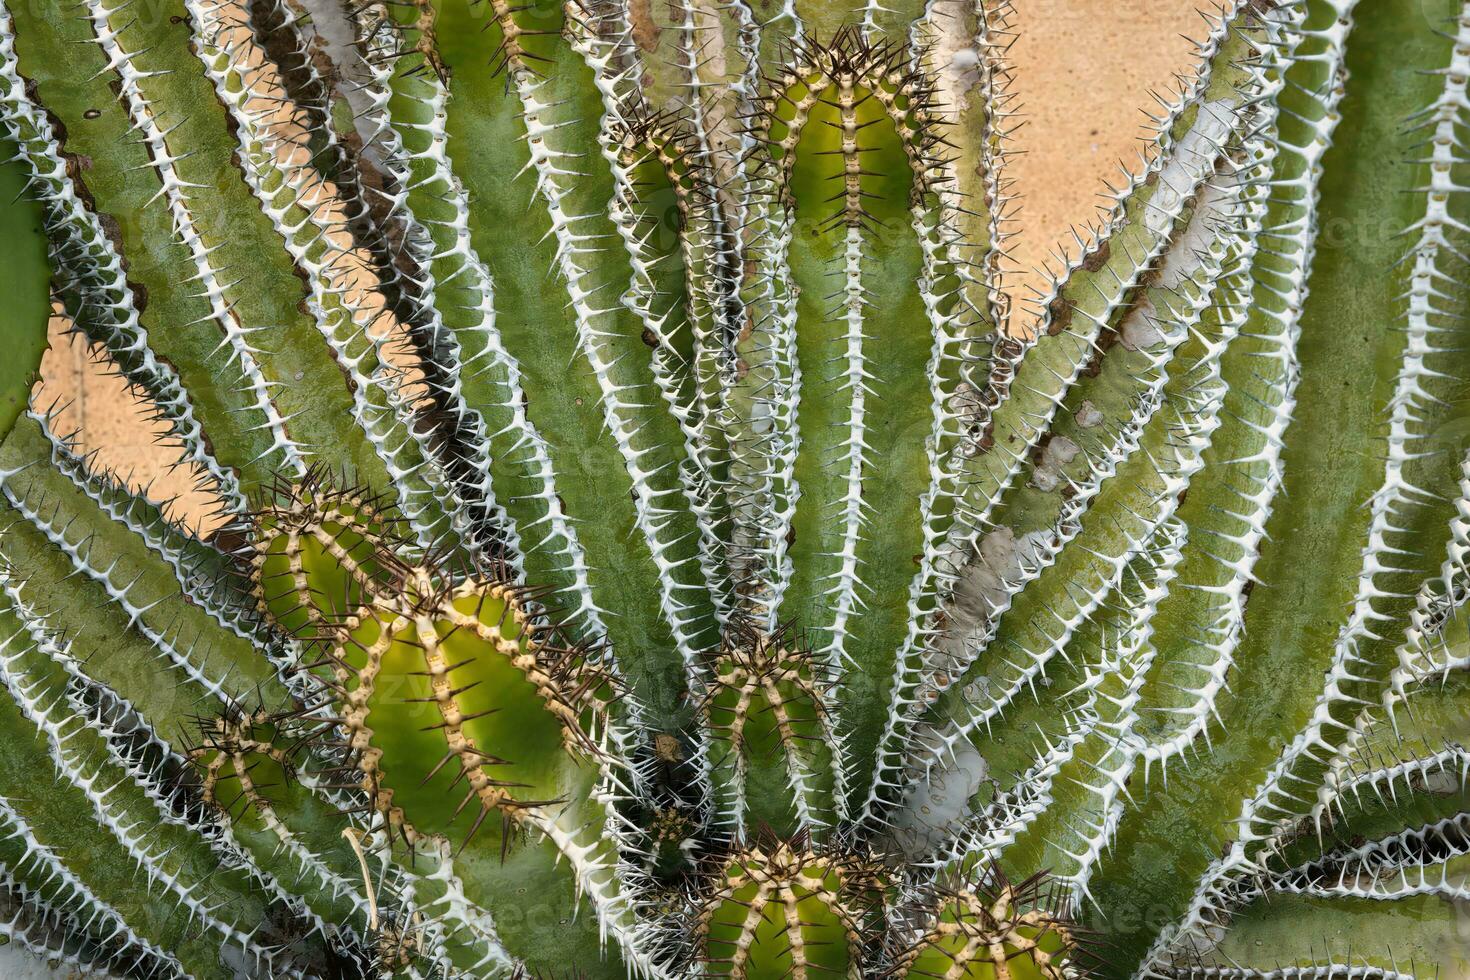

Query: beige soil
left=33, top=0, right=1204, bottom=530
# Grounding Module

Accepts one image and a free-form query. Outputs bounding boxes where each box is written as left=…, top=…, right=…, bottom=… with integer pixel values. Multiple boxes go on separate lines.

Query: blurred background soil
left=30, top=0, right=1205, bottom=535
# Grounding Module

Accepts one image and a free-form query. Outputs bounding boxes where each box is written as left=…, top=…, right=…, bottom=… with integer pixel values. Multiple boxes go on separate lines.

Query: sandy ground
left=13, top=3, right=1202, bottom=965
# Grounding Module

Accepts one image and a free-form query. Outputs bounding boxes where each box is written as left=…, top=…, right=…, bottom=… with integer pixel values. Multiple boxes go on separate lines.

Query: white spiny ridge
left=1323, top=459, right=1470, bottom=806
left=0, top=615, right=299, bottom=975
left=1348, top=458, right=1470, bottom=789
left=1226, top=811, right=1470, bottom=908
left=82, top=0, right=308, bottom=478
left=723, top=0, right=765, bottom=212
left=28, top=408, right=259, bottom=642
left=0, top=11, right=248, bottom=516
left=970, top=0, right=1017, bottom=328
left=1134, top=4, right=1470, bottom=974
left=679, top=0, right=758, bottom=516
left=1332, top=618, right=1470, bottom=799
left=389, top=850, right=518, bottom=979
left=892, top=83, right=1274, bottom=810
left=1270, top=811, right=1470, bottom=905
left=53, top=665, right=367, bottom=943
left=0, top=466, right=246, bottom=705
left=948, top=702, right=1100, bottom=868
left=0, top=875, right=146, bottom=980
left=1033, top=520, right=1188, bottom=907
left=353, top=10, right=609, bottom=648
left=909, top=0, right=1017, bottom=328
left=906, top=0, right=1022, bottom=498
left=186, top=0, right=454, bottom=553
left=664, top=0, right=753, bottom=387
left=1394, top=602, right=1470, bottom=688
left=1387, top=454, right=1470, bottom=686
left=262, top=0, right=510, bottom=565
left=725, top=0, right=804, bottom=631
left=1225, top=3, right=1470, bottom=857
left=1421, top=452, right=1470, bottom=632
left=504, top=32, right=714, bottom=678
left=870, top=149, right=1263, bottom=823
left=857, top=57, right=1004, bottom=824
left=572, top=8, right=735, bottom=628
left=942, top=3, right=1254, bottom=558
left=304, top=775, right=517, bottom=978
left=1157, top=967, right=1419, bottom=980
left=518, top=745, right=674, bottom=979
left=906, top=270, right=1247, bottom=795
left=725, top=199, right=801, bottom=631
left=930, top=519, right=1184, bottom=879
left=1134, top=2, right=1319, bottom=771
left=953, top=89, right=1264, bottom=625
left=0, top=794, right=187, bottom=977
left=1332, top=742, right=1470, bottom=823
left=820, top=225, right=877, bottom=687
left=749, top=0, right=805, bottom=63
left=1135, top=296, right=1295, bottom=775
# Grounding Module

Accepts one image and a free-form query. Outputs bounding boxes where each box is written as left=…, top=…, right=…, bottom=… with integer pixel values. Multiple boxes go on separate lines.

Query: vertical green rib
left=772, top=71, right=934, bottom=808
left=0, top=138, right=49, bottom=443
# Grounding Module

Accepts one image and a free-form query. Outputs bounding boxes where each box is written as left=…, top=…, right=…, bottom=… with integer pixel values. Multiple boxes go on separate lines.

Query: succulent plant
left=0, top=0, right=1467, bottom=976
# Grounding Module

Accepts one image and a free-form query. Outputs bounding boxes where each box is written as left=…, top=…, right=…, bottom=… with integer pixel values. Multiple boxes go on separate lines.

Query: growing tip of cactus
left=898, top=872, right=1084, bottom=980
left=0, top=0, right=1468, bottom=976
left=699, top=836, right=880, bottom=978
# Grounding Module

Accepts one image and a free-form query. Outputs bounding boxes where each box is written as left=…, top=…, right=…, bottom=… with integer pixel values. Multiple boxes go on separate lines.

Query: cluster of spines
left=727, top=25, right=1000, bottom=834
left=369, top=0, right=730, bottom=754
left=0, top=11, right=540, bottom=956
left=0, top=575, right=318, bottom=975
left=703, top=623, right=842, bottom=834
left=696, top=836, right=879, bottom=978
left=0, top=408, right=425, bottom=970
left=0, top=3, right=1327, bottom=974
left=888, top=871, right=1081, bottom=980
